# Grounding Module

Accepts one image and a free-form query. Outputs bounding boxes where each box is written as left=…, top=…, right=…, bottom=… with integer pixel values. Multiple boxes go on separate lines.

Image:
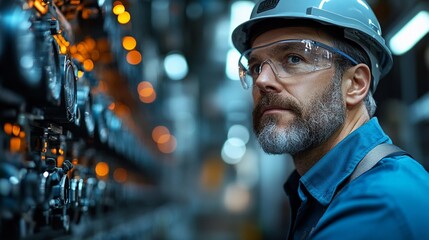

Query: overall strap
left=298, top=143, right=409, bottom=239
left=334, top=143, right=409, bottom=199
left=350, top=143, right=408, bottom=181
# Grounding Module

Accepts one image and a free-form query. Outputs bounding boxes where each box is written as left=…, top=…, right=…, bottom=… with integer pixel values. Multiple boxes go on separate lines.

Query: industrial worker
left=231, top=0, right=429, bottom=239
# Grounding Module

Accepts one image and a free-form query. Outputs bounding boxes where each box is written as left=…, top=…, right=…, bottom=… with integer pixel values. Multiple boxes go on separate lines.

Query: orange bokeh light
left=139, top=87, right=154, bottom=98
left=113, top=168, right=128, bottom=183
left=69, top=45, right=77, bottom=54
left=115, top=103, right=131, bottom=117
left=72, top=53, right=85, bottom=63
left=91, top=50, right=100, bottom=61
left=72, top=158, right=79, bottom=165
left=85, top=38, right=96, bottom=51
left=118, top=11, right=130, bottom=24
left=112, top=4, right=125, bottom=15
left=4, top=123, right=12, bottom=135
left=137, top=81, right=152, bottom=91
left=157, top=134, right=171, bottom=144
left=122, top=36, right=137, bottom=50
left=139, top=92, right=156, bottom=103
left=152, top=126, right=169, bottom=143
left=10, top=138, right=21, bottom=152
left=157, top=135, right=177, bottom=154
left=77, top=43, right=86, bottom=53
left=12, top=124, right=20, bottom=137
left=95, top=162, right=109, bottom=177
left=57, top=155, right=64, bottom=168
left=83, top=59, right=94, bottom=71
left=126, top=50, right=142, bottom=65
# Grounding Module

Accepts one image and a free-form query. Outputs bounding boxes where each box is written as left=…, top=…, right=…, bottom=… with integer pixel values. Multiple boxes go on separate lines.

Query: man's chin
left=261, top=146, right=288, bottom=155
left=257, top=116, right=295, bottom=132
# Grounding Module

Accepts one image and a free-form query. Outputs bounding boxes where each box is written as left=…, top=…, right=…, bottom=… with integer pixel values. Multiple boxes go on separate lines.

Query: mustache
left=253, top=93, right=302, bottom=121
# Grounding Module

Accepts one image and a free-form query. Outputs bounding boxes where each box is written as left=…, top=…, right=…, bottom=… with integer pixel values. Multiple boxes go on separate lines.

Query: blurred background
left=0, top=0, right=428, bottom=239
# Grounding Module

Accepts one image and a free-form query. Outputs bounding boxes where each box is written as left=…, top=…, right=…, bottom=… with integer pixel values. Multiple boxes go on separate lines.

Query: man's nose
left=254, top=62, right=282, bottom=93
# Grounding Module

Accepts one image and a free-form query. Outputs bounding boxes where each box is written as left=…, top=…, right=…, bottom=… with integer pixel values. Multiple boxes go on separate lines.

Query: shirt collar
left=286, top=117, right=391, bottom=206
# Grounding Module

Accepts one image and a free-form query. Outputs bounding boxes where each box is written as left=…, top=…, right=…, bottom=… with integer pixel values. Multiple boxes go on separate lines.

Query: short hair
left=330, top=36, right=377, bottom=117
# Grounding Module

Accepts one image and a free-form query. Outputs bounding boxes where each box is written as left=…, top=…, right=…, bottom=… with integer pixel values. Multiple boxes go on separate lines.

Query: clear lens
left=238, top=39, right=338, bottom=89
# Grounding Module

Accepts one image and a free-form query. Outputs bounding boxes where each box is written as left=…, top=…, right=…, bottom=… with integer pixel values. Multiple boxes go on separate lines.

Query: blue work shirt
left=284, top=117, right=429, bottom=240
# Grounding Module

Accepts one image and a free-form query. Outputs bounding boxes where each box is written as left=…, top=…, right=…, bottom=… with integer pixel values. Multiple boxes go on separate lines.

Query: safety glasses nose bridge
left=254, top=59, right=281, bottom=78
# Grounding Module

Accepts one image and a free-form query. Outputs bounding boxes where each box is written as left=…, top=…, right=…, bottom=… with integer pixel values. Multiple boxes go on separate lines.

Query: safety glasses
left=238, top=39, right=358, bottom=89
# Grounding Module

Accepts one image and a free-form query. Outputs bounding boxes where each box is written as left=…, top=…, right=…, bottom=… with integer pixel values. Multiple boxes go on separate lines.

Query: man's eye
left=287, top=55, right=303, bottom=64
left=248, top=63, right=261, bottom=74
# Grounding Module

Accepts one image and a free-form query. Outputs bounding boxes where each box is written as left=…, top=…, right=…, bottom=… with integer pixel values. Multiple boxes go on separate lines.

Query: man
left=231, top=0, right=429, bottom=239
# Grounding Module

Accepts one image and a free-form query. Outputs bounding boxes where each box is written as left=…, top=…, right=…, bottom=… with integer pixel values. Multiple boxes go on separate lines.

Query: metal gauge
left=63, top=59, right=77, bottom=121
left=64, top=63, right=75, bottom=109
left=43, top=54, right=77, bottom=123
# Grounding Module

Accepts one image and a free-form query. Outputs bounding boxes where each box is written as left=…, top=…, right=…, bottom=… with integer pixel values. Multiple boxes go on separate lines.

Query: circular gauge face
left=64, top=62, right=77, bottom=120
left=45, top=40, right=62, bottom=103
left=65, top=64, right=75, bottom=108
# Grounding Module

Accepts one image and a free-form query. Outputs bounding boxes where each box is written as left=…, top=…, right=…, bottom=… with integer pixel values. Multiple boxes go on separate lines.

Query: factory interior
left=1, top=0, right=429, bottom=239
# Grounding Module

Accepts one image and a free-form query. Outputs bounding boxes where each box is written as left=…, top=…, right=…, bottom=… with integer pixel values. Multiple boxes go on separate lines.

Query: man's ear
left=344, top=63, right=371, bottom=106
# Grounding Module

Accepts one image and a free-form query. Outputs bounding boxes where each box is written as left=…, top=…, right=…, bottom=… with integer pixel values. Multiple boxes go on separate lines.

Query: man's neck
left=292, top=112, right=370, bottom=176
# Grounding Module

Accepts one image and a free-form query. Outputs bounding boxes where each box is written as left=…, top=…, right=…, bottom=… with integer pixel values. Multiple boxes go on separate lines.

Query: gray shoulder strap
left=333, top=143, right=407, bottom=200
left=350, top=143, right=405, bottom=181
left=314, top=143, right=408, bottom=232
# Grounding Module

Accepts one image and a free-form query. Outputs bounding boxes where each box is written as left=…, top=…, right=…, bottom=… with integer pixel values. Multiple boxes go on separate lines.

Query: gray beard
left=253, top=75, right=345, bottom=155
